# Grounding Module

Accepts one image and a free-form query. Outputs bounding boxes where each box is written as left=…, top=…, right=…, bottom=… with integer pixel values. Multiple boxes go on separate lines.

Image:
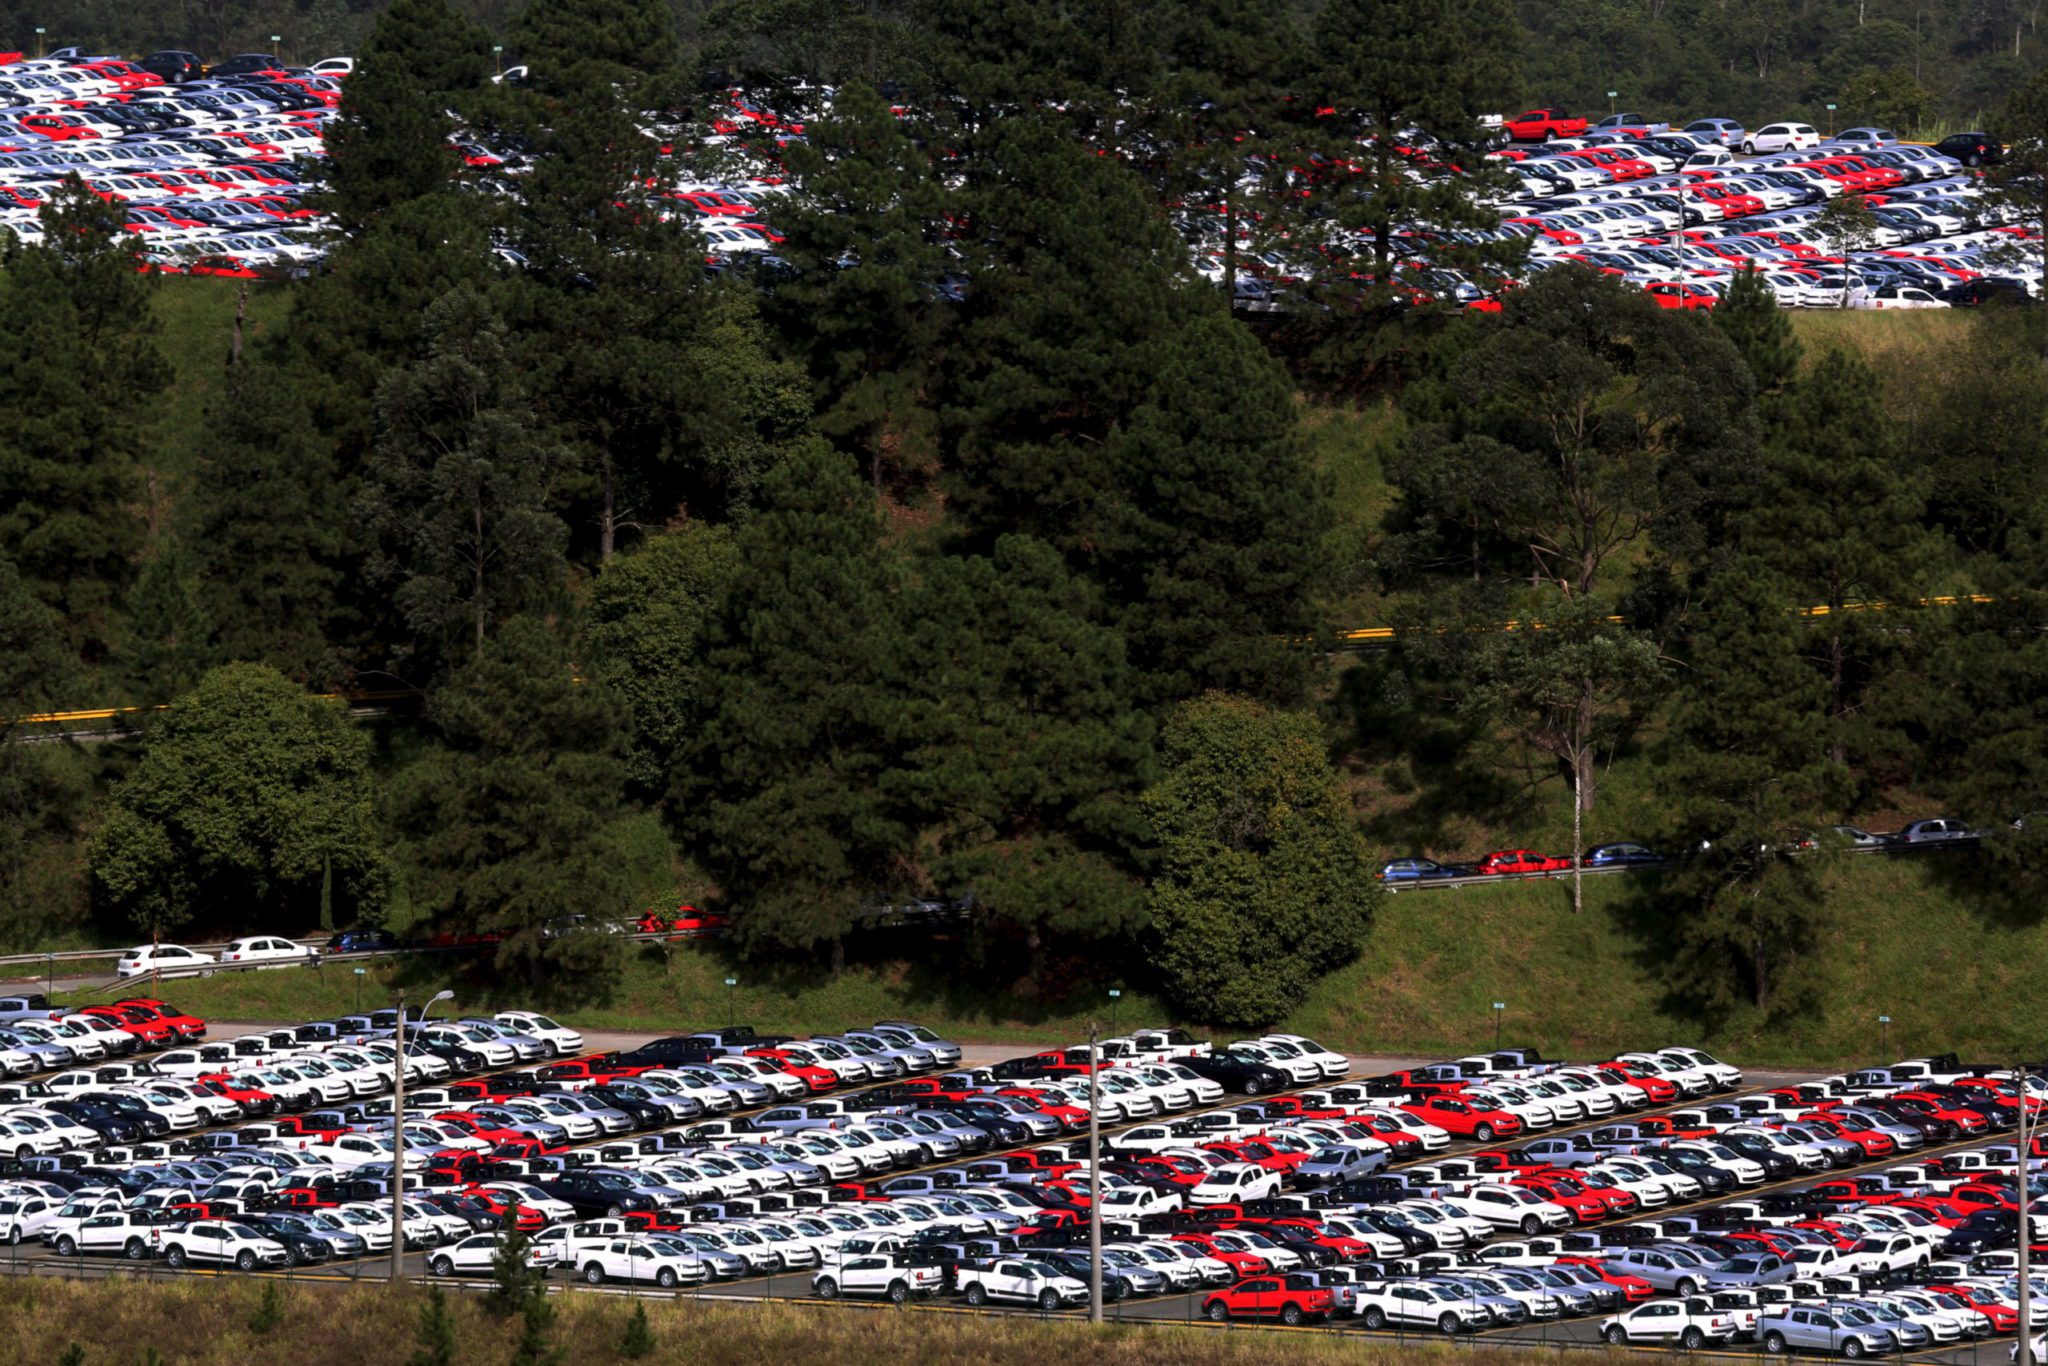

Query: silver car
left=1757, top=1306, right=1897, bottom=1358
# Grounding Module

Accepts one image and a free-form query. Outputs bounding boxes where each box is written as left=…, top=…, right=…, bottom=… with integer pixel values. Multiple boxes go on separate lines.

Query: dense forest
left=12, top=0, right=2048, bottom=133
left=5, top=0, right=2048, bottom=1034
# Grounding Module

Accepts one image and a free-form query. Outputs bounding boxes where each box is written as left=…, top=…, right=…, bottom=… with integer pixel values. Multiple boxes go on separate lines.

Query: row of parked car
left=1379, top=817, right=1991, bottom=884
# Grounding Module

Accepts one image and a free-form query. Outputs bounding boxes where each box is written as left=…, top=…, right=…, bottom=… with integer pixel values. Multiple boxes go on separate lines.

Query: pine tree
left=507, top=1295, right=564, bottom=1366
left=407, top=1285, right=457, bottom=1366
left=773, top=80, right=949, bottom=493
left=321, top=0, right=493, bottom=236
left=681, top=440, right=907, bottom=958
left=182, top=360, right=350, bottom=685
left=247, top=1280, right=286, bottom=1334
left=1145, top=693, right=1378, bottom=1026
left=1655, top=559, right=1838, bottom=1015
left=391, top=618, right=632, bottom=998
left=1097, top=312, right=1328, bottom=704
left=0, top=177, right=168, bottom=663
left=890, top=536, right=1153, bottom=971
left=0, top=555, right=76, bottom=932
left=1710, top=266, right=1801, bottom=411
left=1741, top=348, right=1941, bottom=774
left=618, top=1303, right=655, bottom=1360
left=359, top=285, right=569, bottom=673
left=115, top=546, right=212, bottom=705
left=55, top=1345, right=84, bottom=1366
left=484, top=1208, right=547, bottom=1317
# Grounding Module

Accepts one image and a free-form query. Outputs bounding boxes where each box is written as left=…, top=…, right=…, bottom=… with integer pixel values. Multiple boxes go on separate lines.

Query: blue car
left=1580, top=843, right=1664, bottom=868
left=1379, top=858, right=1463, bottom=882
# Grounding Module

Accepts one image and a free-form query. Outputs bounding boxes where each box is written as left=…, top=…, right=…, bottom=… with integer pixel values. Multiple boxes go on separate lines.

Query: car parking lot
left=0, top=982, right=2045, bottom=1359
left=0, top=43, right=2032, bottom=311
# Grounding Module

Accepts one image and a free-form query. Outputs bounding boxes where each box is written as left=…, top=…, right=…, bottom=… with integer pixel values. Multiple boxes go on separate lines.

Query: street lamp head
left=353, top=968, right=367, bottom=977
left=1108, top=989, right=1121, bottom=1000
left=724, top=977, right=737, bottom=988
left=429, top=989, right=455, bottom=1004
left=1492, top=1001, right=1506, bottom=1011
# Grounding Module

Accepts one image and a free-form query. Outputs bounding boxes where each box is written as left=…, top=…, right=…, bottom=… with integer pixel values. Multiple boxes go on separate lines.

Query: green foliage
left=0, top=179, right=168, bottom=664
left=681, top=442, right=906, bottom=955
left=322, top=0, right=494, bottom=236
left=115, top=547, right=212, bottom=705
left=55, top=1345, right=83, bottom=1366
left=1711, top=267, right=1802, bottom=407
left=1838, top=66, right=1933, bottom=133
left=617, top=1302, right=655, bottom=1360
left=87, top=664, right=388, bottom=939
left=390, top=618, right=631, bottom=998
left=1146, top=694, right=1376, bottom=1027
left=1652, top=559, right=1839, bottom=1015
left=585, top=525, right=740, bottom=796
left=359, top=285, right=569, bottom=671
left=507, top=1294, right=564, bottom=1366
left=407, top=1286, right=457, bottom=1366
left=892, top=536, right=1153, bottom=958
left=247, top=1281, right=286, bottom=1335
left=485, top=1207, right=547, bottom=1317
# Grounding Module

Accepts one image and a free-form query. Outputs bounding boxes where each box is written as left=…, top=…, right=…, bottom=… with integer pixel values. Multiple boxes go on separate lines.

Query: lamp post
left=1492, top=1001, right=1506, bottom=1052
left=354, top=967, right=367, bottom=1015
left=1108, top=989, right=1121, bottom=1037
left=1825, top=103, right=1837, bottom=138
left=270, top=34, right=282, bottom=64
left=1087, top=1020, right=1102, bottom=1324
left=1606, top=90, right=1618, bottom=116
left=34, top=28, right=44, bottom=59
left=724, top=978, right=737, bottom=1029
left=1878, top=1014, right=1891, bottom=1057
left=2018, top=1063, right=2032, bottom=1350
left=494, top=44, right=504, bottom=78
left=391, top=988, right=454, bottom=1282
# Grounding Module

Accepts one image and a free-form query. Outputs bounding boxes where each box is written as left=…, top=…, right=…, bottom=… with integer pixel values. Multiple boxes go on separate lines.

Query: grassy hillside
left=0, top=1276, right=1550, bottom=1366
left=117, top=853, right=2038, bottom=1071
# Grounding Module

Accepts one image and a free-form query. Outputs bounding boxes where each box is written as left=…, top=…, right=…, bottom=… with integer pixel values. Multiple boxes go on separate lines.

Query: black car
left=231, top=1214, right=334, bottom=1265
left=138, top=50, right=204, bottom=82
left=325, top=929, right=401, bottom=955
left=206, top=53, right=283, bottom=78
left=534, top=1172, right=658, bottom=1218
left=46, top=1100, right=141, bottom=1142
left=1942, top=279, right=2034, bottom=308
left=1712, top=1134, right=1797, bottom=1178
left=1657, top=1148, right=1736, bottom=1193
left=1940, top=1208, right=2015, bottom=1256
left=1934, top=131, right=2003, bottom=166
left=1180, top=1050, right=1293, bottom=1095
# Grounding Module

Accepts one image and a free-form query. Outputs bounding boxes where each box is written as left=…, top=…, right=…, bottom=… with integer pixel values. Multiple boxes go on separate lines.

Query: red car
left=81, top=1005, right=175, bottom=1048
left=1475, top=849, right=1571, bottom=875
left=1397, top=1094, right=1522, bottom=1141
left=115, top=999, right=207, bottom=1040
left=744, top=1048, right=836, bottom=1092
left=1502, top=109, right=1589, bottom=143
left=1172, top=1232, right=1269, bottom=1277
left=1514, top=1174, right=1612, bottom=1223
left=1646, top=281, right=1717, bottom=310
left=1594, top=1062, right=1678, bottom=1104
left=1203, top=1273, right=1335, bottom=1325
left=1557, top=1255, right=1656, bottom=1301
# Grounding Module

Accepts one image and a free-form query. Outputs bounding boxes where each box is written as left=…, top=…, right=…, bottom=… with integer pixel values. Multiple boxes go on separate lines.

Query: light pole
left=1878, top=1014, right=1890, bottom=1058
left=270, top=34, right=282, bottom=64
left=2019, top=1063, right=2032, bottom=1350
left=354, top=967, right=367, bottom=1015
left=1825, top=103, right=1837, bottom=138
left=1087, top=1020, right=1102, bottom=1324
left=493, top=44, right=504, bottom=78
left=391, top=988, right=454, bottom=1282
left=1606, top=90, right=1617, bottom=116
left=724, top=978, right=737, bottom=1029
left=1107, top=989, right=1121, bottom=1037
left=1492, top=1001, right=1506, bottom=1052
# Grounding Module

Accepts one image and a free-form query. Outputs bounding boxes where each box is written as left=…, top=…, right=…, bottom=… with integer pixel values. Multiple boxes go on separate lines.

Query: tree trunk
left=830, top=938, right=846, bottom=975
left=1223, top=178, right=1239, bottom=301
left=474, top=497, right=487, bottom=657
left=599, top=462, right=617, bottom=561
left=1572, top=769, right=1585, bottom=914
left=1752, top=938, right=1769, bottom=1010
left=1828, top=630, right=1848, bottom=767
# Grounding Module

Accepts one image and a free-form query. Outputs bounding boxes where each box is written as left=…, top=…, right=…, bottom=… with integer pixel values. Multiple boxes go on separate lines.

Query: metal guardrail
left=1384, top=835, right=1967, bottom=893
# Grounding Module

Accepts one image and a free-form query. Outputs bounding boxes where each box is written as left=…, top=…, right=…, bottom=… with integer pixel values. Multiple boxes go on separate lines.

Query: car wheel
left=1443, top=1313, right=1465, bottom=1335
left=1681, top=1327, right=1705, bottom=1349
left=1206, top=1301, right=1229, bottom=1322
left=164, top=1246, right=185, bottom=1268
left=815, top=1277, right=838, bottom=1299
left=1110, top=1278, right=1131, bottom=1302
left=124, top=1239, right=147, bottom=1261
left=607, top=1205, right=624, bottom=1218
left=1362, top=1307, right=1387, bottom=1330
left=4, top=1228, right=17, bottom=1245
left=887, top=1281, right=909, bottom=1304
left=584, top=1264, right=604, bottom=1285
left=1764, top=1331, right=1787, bottom=1354
left=1037, top=1289, right=1059, bottom=1312
left=1742, top=142, right=1756, bottom=155
left=964, top=1284, right=987, bottom=1307
left=1242, top=1078, right=1263, bottom=1096
left=1966, top=153, right=1982, bottom=167
left=1842, top=1338, right=1865, bottom=1359
left=1520, top=1215, right=1542, bottom=1235
left=1473, top=1124, right=1495, bottom=1142
left=656, top=1268, right=677, bottom=1289
left=236, top=1250, right=258, bottom=1272
left=1280, top=1303, right=1305, bottom=1327
left=1603, top=1326, right=1626, bottom=1345
left=430, top=1257, right=452, bottom=1277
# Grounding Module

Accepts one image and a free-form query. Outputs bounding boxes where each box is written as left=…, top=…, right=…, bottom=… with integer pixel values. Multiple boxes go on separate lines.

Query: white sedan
left=494, top=1010, right=582, bottom=1057
left=218, top=936, right=316, bottom=968
left=116, top=944, right=217, bottom=978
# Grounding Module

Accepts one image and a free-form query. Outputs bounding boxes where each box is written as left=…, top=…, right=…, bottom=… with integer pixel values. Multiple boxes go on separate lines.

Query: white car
left=160, top=1220, right=290, bottom=1271
left=1601, top=1300, right=1742, bottom=1348
left=218, top=936, right=315, bottom=968
left=1189, top=1162, right=1281, bottom=1205
left=1444, top=1185, right=1574, bottom=1234
left=494, top=1011, right=582, bottom=1057
left=115, top=944, right=217, bottom=978
left=0, top=1194, right=59, bottom=1243
left=1744, top=122, right=1821, bottom=154
left=576, top=1236, right=710, bottom=1287
left=1259, top=1035, right=1349, bottom=1080
left=428, top=1231, right=509, bottom=1277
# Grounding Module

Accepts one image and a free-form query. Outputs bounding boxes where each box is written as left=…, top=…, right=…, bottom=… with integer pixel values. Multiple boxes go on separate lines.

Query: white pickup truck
left=814, top=1253, right=944, bottom=1303
left=956, top=1259, right=1089, bottom=1310
left=575, top=1237, right=708, bottom=1288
